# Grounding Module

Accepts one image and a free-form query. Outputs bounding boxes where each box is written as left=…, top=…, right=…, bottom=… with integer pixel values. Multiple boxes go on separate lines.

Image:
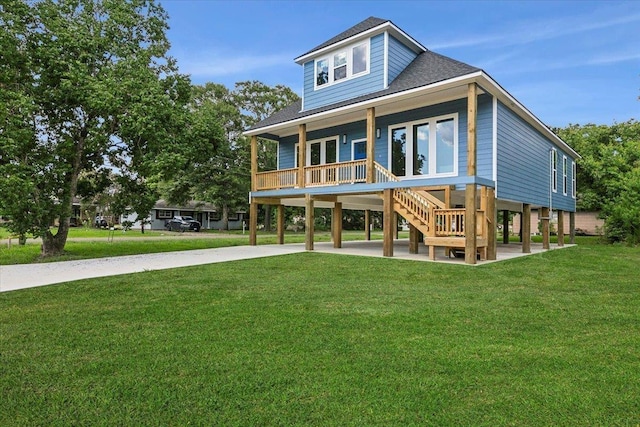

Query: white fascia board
left=294, top=22, right=426, bottom=65
left=477, top=72, right=581, bottom=159
left=244, top=71, right=484, bottom=137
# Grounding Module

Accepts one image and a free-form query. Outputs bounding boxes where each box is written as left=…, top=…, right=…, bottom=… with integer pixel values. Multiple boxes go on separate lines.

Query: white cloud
left=179, top=51, right=296, bottom=77
left=429, top=9, right=640, bottom=51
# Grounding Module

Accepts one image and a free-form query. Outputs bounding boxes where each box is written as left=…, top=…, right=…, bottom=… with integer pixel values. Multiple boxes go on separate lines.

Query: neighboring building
left=244, top=17, right=580, bottom=264
left=511, top=210, right=603, bottom=236
left=121, top=200, right=246, bottom=231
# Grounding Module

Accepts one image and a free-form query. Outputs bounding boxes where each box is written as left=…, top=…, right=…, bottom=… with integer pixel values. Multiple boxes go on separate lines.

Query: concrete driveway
left=0, top=244, right=305, bottom=293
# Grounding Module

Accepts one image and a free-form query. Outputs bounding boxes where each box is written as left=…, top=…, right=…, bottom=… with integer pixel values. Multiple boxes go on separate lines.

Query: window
left=314, top=40, right=369, bottom=89
left=562, top=155, right=568, bottom=195
left=352, top=139, right=366, bottom=161
left=389, top=114, right=458, bottom=178
left=333, top=52, right=347, bottom=81
left=156, top=210, right=172, bottom=219
left=352, top=44, right=367, bottom=74
left=316, top=59, right=328, bottom=86
left=307, top=138, right=338, bottom=166
left=391, top=127, right=407, bottom=176
left=572, top=161, right=576, bottom=199
left=551, top=149, right=558, bottom=193
left=209, top=212, right=221, bottom=221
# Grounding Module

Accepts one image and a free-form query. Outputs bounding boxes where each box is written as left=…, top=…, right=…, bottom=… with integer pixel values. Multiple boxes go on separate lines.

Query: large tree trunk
left=222, top=203, right=229, bottom=231
left=41, top=219, right=70, bottom=256
left=41, top=126, right=86, bottom=257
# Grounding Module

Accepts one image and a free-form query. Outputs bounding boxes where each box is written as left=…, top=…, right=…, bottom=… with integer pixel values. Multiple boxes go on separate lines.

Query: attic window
left=314, top=40, right=369, bottom=89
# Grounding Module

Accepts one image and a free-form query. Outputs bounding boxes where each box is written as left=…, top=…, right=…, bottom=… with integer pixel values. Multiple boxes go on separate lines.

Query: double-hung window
left=314, top=40, right=369, bottom=89
left=389, top=114, right=458, bottom=178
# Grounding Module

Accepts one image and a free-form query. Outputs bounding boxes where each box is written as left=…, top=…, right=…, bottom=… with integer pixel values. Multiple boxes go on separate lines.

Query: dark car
left=165, top=216, right=201, bottom=232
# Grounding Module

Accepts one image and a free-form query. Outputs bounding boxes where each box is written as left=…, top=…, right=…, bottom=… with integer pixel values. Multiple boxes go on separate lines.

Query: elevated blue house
left=245, top=17, right=579, bottom=264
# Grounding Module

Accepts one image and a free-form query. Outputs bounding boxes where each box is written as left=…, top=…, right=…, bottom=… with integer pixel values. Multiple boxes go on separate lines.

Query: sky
left=160, top=0, right=640, bottom=128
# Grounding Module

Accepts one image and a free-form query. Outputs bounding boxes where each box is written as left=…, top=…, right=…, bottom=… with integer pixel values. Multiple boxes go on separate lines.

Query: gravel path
left=0, top=244, right=304, bottom=293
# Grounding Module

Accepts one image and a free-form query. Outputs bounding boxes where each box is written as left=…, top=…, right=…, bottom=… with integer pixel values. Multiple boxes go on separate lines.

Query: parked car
left=95, top=215, right=108, bottom=228
left=165, top=216, right=201, bottom=232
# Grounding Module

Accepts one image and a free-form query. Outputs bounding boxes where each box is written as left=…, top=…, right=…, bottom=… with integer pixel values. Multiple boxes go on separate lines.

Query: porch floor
left=307, top=240, right=575, bottom=265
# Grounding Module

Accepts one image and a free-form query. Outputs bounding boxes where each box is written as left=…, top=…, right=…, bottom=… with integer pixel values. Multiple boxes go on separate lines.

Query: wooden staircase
left=374, top=162, right=488, bottom=259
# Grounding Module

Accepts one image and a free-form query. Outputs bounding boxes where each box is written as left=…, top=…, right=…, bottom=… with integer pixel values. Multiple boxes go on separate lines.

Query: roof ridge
left=296, top=16, right=389, bottom=61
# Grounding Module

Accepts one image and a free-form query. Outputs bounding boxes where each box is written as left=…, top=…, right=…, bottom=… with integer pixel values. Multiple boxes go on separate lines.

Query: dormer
left=295, top=17, right=426, bottom=112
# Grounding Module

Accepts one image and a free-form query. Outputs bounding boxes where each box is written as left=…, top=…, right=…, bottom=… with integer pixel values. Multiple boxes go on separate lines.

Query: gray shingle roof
left=248, top=50, right=481, bottom=132
left=296, top=17, right=389, bottom=61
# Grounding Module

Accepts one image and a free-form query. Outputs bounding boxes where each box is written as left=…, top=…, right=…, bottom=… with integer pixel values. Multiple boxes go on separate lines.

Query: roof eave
left=244, top=71, right=580, bottom=160
left=476, top=72, right=581, bottom=159
left=294, top=21, right=426, bottom=65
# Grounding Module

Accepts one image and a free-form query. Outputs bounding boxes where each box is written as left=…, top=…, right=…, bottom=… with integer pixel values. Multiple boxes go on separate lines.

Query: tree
left=232, top=81, right=300, bottom=230
left=160, top=83, right=244, bottom=230
left=0, top=0, right=198, bottom=255
left=557, top=120, right=640, bottom=244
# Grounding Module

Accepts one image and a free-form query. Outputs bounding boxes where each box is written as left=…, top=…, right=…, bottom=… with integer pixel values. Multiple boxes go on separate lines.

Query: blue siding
left=277, top=96, right=495, bottom=187
left=496, top=101, right=576, bottom=211
left=387, top=35, right=417, bottom=84
left=302, top=34, right=385, bottom=111
left=278, top=135, right=298, bottom=169
left=476, top=94, right=493, bottom=181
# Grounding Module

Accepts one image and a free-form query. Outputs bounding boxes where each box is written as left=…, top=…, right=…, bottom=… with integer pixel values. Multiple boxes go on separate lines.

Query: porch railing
left=305, top=160, right=367, bottom=187
left=255, top=167, right=298, bottom=191
left=255, top=160, right=368, bottom=190
left=432, top=209, right=485, bottom=237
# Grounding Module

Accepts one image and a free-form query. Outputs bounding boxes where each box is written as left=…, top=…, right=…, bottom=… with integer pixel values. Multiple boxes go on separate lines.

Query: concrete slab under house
left=244, top=17, right=580, bottom=264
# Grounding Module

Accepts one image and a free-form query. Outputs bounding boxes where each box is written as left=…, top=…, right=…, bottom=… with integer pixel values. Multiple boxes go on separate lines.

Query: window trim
left=572, top=161, right=577, bottom=199
left=295, top=137, right=340, bottom=167
left=351, top=138, right=367, bottom=161
left=562, top=155, right=568, bottom=196
left=313, top=39, right=370, bottom=90
left=306, top=136, right=339, bottom=166
left=156, top=210, right=172, bottom=219
left=551, top=149, right=558, bottom=193
left=387, top=113, right=459, bottom=179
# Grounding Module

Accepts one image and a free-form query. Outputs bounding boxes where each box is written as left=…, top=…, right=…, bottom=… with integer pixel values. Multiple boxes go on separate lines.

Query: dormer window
left=314, top=40, right=370, bottom=89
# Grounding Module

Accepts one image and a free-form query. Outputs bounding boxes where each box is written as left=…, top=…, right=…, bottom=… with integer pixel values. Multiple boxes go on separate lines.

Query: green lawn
left=1, top=240, right=638, bottom=425
left=0, top=229, right=402, bottom=265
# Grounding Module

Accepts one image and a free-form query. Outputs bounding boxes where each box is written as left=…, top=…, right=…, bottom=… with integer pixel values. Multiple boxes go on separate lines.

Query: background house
left=120, top=200, right=246, bottom=231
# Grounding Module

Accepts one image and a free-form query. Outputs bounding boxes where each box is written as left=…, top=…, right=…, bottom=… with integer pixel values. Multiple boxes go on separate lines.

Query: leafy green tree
left=233, top=80, right=300, bottom=230
left=0, top=0, right=197, bottom=255
left=557, top=119, right=640, bottom=244
left=160, top=83, right=243, bottom=230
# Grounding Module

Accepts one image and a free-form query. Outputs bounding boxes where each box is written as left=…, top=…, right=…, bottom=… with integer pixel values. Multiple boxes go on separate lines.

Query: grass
left=1, top=239, right=639, bottom=425
left=0, top=229, right=405, bottom=265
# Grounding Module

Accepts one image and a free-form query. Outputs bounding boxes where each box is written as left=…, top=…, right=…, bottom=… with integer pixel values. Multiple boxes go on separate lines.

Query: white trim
left=562, top=155, right=568, bottom=196
left=479, top=72, right=580, bottom=159
left=276, top=140, right=280, bottom=170
left=305, top=135, right=339, bottom=166
left=387, top=113, right=459, bottom=179
left=492, top=95, right=498, bottom=193
left=294, top=21, right=425, bottom=64
left=351, top=137, right=367, bottom=161
left=551, top=148, right=558, bottom=193
left=383, top=31, right=389, bottom=89
left=294, top=143, right=299, bottom=168
left=571, top=161, right=576, bottom=199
